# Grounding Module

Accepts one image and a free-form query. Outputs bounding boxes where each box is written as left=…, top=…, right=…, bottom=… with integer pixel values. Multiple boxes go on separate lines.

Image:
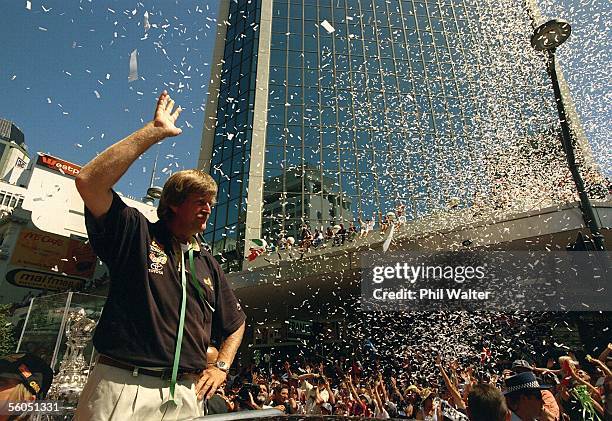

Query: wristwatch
left=215, top=361, right=229, bottom=373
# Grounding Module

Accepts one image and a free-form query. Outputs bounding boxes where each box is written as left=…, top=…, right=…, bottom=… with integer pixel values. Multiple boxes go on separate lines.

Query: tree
left=0, top=305, right=18, bottom=355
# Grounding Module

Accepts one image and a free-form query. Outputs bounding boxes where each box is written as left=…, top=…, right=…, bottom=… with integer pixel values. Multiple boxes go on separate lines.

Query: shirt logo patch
left=149, top=262, right=164, bottom=275
left=149, top=241, right=168, bottom=264
left=148, top=241, right=167, bottom=275
left=202, top=277, right=213, bottom=291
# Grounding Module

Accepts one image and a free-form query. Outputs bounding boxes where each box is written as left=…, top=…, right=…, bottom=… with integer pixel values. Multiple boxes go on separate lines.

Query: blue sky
left=1, top=0, right=218, bottom=199
left=1, top=0, right=609, bottom=201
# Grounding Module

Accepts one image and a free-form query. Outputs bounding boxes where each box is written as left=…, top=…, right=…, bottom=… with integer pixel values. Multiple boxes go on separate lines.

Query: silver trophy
left=47, top=308, right=97, bottom=404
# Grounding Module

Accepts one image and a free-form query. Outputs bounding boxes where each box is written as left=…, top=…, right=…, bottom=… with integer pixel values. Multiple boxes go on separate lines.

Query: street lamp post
left=531, top=19, right=606, bottom=251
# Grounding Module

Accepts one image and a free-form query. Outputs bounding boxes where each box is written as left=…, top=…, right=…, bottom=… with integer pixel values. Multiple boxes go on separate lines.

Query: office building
left=200, top=0, right=590, bottom=271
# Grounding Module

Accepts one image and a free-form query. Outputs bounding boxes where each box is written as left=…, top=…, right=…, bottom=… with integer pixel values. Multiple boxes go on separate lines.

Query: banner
left=10, top=228, right=96, bottom=279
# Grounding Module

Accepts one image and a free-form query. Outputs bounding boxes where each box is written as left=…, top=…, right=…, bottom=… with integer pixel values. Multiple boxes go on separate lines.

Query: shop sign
left=36, top=153, right=81, bottom=178
left=11, top=228, right=96, bottom=279
left=6, top=269, right=85, bottom=292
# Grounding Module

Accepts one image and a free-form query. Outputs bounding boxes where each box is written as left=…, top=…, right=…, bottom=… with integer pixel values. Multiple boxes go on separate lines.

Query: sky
left=1, top=0, right=219, bottom=200
left=0, top=0, right=610, bottom=201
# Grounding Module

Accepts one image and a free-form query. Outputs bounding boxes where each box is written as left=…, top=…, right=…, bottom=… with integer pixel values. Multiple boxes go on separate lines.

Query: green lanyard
left=169, top=248, right=215, bottom=403
left=169, top=250, right=188, bottom=403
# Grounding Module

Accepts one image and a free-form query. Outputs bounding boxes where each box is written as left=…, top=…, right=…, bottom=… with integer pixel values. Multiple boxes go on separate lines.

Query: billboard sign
left=10, top=228, right=96, bottom=279
left=6, top=269, right=85, bottom=291
left=35, top=153, right=81, bottom=178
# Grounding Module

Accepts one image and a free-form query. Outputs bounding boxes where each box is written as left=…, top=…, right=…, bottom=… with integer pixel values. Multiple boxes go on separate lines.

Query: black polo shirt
left=84, top=191, right=246, bottom=371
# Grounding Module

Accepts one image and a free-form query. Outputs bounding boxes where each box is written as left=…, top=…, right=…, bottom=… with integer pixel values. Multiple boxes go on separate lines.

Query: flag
left=246, top=239, right=267, bottom=261
left=382, top=224, right=395, bottom=252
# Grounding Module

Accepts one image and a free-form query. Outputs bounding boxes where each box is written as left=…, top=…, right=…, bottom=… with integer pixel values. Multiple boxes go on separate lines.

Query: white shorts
left=74, top=362, right=203, bottom=421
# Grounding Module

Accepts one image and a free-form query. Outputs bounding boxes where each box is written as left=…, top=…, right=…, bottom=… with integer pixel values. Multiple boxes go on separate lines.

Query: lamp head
left=147, top=186, right=163, bottom=199
left=531, top=19, right=571, bottom=51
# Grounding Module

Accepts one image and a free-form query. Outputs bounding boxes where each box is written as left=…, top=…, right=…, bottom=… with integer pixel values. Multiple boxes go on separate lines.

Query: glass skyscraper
left=200, top=0, right=585, bottom=271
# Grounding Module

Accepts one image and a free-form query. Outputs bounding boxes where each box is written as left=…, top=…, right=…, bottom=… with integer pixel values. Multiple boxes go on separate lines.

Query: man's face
left=170, top=193, right=215, bottom=234
left=277, top=388, right=289, bottom=401
left=518, top=390, right=543, bottom=418
left=259, top=384, right=269, bottom=400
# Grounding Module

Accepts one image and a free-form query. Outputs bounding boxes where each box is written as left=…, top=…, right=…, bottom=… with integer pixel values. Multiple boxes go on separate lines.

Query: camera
left=237, top=383, right=261, bottom=402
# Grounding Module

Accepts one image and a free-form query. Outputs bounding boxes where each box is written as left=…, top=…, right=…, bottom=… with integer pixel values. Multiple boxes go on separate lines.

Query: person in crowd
left=369, top=378, right=390, bottom=419
left=504, top=372, right=553, bottom=421
left=508, top=359, right=560, bottom=420
left=415, top=387, right=442, bottom=420
left=74, top=90, right=246, bottom=420
left=335, top=223, right=347, bottom=246
left=232, top=384, right=262, bottom=411
left=586, top=352, right=612, bottom=419
left=0, top=353, right=53, bottom=421
left=556, top=356, right=605, bottom=420
left=299, top=224, right=313, bottom=254
left=300, top=372, right=330, bottom=415
left=325, top=226, right=335, bottom=242
left=312, top=229, right=324, bottom=248
left=270, top=384, right=298, bottom=414
left=467, top=383, right=510, bottom=421
left=345, top=374, right=371, bottom=417
left=348, top=222, right=359, bottom=242
left=357, top=217, right=367, bottom=238
left=378, top=211, right=390, bottom=235
left=437, top=355, right=468, bottom=412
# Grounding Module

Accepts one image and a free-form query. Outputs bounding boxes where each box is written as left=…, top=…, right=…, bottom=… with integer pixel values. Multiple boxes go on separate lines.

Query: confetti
left=128, top=49, right=138, bottom=82
left=320, top=20, right=335, bottom=34
left=143, top=11, right=151, bottom=33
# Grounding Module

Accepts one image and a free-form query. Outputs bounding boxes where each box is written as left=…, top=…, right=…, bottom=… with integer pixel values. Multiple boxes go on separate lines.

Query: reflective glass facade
left=206, top=0, right=261, bottom=271
left=204, top=0, right=568, bottom=271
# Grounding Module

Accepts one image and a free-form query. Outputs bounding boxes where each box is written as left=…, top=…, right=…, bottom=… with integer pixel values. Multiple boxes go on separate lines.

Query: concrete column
left=243, top=0, right=273, bottom=263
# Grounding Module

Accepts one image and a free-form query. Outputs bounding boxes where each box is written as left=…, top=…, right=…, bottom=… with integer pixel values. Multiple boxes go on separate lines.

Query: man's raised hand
left=154, top=90, right=183, bottom=137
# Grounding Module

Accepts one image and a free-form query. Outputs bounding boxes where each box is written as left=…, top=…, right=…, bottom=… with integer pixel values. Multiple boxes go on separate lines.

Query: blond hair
left=157, top=170, right=217, bottom=222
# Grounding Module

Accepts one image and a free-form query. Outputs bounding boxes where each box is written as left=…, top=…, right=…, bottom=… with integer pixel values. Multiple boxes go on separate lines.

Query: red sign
left=36, top=153, right=81, bottom=177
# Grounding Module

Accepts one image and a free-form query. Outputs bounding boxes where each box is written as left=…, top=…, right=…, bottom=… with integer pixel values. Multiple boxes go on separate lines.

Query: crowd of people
left=270, top=203, right=410, bottom=260
left=203, top=342, right=612, bottom=420
left=1, top=341, right=610, bottom=420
